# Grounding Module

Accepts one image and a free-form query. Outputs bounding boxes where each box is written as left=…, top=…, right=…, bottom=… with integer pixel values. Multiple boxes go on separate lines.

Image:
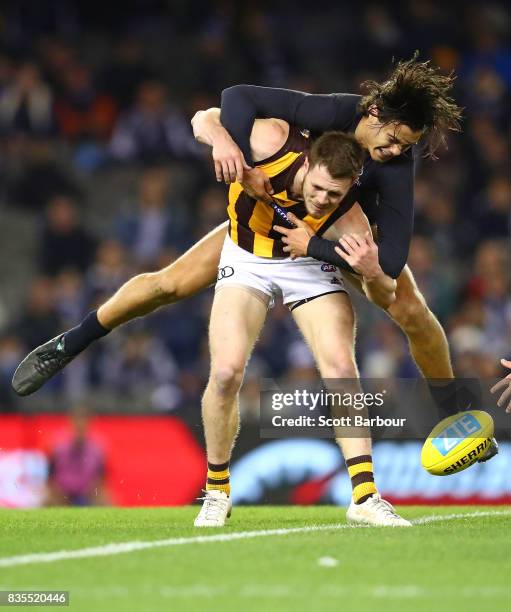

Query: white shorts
left=216, top=235, right=346, bottom=308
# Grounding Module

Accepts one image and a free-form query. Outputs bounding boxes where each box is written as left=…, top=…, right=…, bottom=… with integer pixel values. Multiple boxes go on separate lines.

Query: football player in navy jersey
left=13, top=57, right=496, bottom=463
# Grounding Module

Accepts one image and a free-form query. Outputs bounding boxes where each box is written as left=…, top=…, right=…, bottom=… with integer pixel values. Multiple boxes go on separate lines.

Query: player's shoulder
left=373, top=147, right=416, bottom=177
left=329, top=92, right=362, bottom=106
left=251, top=118, right=290, bottom=163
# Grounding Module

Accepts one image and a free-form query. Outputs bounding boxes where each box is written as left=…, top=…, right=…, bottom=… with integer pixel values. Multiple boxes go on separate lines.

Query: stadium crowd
left=1, top=0, right=511, bottom=416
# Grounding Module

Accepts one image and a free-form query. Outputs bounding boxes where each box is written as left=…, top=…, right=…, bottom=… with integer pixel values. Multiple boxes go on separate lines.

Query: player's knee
left=388, top=290, right=429, bottom=334
left=209, top=363, right=245, bottom=396
left=319, top=355, right=357, bottom=379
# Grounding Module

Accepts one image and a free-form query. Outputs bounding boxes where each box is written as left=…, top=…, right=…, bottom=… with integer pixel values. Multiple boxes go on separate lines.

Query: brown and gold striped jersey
left=227, top=126, right=355, bottom=258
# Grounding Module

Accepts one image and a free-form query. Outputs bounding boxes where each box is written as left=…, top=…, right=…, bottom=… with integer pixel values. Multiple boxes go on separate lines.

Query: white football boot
left=194, top=490, right=232, bottom=527
left=346, top=493, right=411, bottom=527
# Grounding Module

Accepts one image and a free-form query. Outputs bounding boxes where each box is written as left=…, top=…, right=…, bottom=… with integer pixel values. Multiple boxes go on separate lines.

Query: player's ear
left=303, top=156, right=309, bottom=172
left=368, top=104, right=379, bottom=119
left=367, top=105, right=382, bottom=127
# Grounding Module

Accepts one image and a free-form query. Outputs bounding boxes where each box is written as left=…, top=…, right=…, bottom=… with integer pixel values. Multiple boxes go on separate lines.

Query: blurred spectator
left=55, top=64, right=117, bottom=143
left=459, top=240, right=511, bottom=360
left=236, top=6, right=288, bottom=87
left=0, top=62, right=54, bottom=137
left=0, top=1, right=510, bottom=411
left=286, top=338, right=318, bottom=383
left=149, top=292, right=208, bottom=369
left=5, top=140, right=79, bottom=210
left=54, top=62, right=117, bottom=170
left=404, top=1, right=456, bottom=54
left=408, top=236, right=459, bottom=322
left=39, top=194, right=96, bottom=275
left=255, top=303, right=299, bottom=378
left=114, top=166, right=184, bottom=266
left=100, top=37, right=151, bottom=108
left=109, top=80, right=199, bottom=162
left=84, top=240, right=132, bottom=306
left=193, top=185, right=228, bottom=241
left=53, top=268, right=86, bottom=327
left=364, top=4, right=401, bottom=52
left=415, top=189, right=460, bottom=257
left=461, top=4, right=511, bottom=89
left=463, top=67, right=509, bottom=125
left=45, top=404, right=109, bottom=506
left=474, top=173, right=511, bottom=241
left=408, top=236, right=458, bottom=323
left=96, top=330, right=179, bottom=403
left=0, top=54, right=15, bottom=92
left=465, top=240, right=510, bottom=300
left=15, top=276, right=61, bottom=350
left=0, top=334, right=24, bottom=410
left=361, top=319, right=417, bottom=378
left=37, top=38, right=77, bottom=89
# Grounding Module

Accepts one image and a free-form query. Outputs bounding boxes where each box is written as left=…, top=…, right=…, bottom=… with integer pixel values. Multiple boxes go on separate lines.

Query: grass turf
left=0, top=506, right=510, bottom=612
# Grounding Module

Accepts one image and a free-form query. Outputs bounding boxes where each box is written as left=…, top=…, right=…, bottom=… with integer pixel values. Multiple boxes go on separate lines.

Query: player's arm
left=371, top=152, right=415, bottom=279
left=336, top=231, right=397, bottom=308
left=304, top=156, right=414, bottom=281
left=192, top=107, right=287, bottom=200
left=275, top=205, right=396, bottom=308
left=490, top=359, right=511, bottom=413
left=273, top=203, right=362, bottom=273
left=325, top=206, right=396, bottom=308
left=191, top=107, right=250, bottom=182
left=220, top=85, right=357, bottom=165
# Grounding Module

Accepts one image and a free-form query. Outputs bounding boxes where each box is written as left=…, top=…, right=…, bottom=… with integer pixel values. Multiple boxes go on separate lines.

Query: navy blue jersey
left=221, top=86, right=416, bottom=278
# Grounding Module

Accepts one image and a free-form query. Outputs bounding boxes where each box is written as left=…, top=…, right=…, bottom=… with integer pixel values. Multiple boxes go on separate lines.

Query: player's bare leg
left=385, top=266, right=453, bottom=378
left=292, top=292, right=410, bottom=526
left=97, top=222, right=228, bottom=328
left=12, top=223, right=228, bottom=396
left=195, top=286, right=268, bottom=527
left=345, top=267, right=497, bottom=462
left=386, top=268, right=498, bottom=460
left=345, top=265, right=452, bottom=377
left=291, top=292, right=369, bottom=457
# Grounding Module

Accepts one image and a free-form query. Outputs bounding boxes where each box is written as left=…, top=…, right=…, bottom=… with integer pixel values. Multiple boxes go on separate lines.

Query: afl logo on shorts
left=217, top=266, right=234, bottom=280
left=321, top=264, right=337, bottom=273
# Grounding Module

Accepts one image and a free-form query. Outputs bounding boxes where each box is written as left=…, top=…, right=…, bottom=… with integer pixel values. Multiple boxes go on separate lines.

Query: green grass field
left=0, top=506, right=510, bottom=612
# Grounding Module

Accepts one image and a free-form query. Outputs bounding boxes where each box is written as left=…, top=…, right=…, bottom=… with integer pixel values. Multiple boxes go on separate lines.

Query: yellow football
left=421, top=410, right=494, bottom=476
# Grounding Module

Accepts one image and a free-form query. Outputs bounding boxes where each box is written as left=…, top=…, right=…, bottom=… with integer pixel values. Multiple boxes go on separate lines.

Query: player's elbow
left=190, top=110, right=203, bottom=138
left=379, top=252, right=406, bottom=280
left=222, top=84, right=251, bottom=98
left=191, top=109, right=219, bottom=144
left=221, top=85, right=255, bottom=111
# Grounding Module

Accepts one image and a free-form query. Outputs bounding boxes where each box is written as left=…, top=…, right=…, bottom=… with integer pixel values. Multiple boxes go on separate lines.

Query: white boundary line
left=0, top=510, right=509, bottom=568
left=412, top=509, right=510, bottom=525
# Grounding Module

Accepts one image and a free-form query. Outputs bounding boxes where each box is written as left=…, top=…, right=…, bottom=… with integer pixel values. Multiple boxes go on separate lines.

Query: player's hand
left=490, top=359, right=511, bottom=413
left=273, top=213, right=315, bottom=260
left=212, top=133, right=251, bottom=183
left=241, top=168, right=274, bottom=203
left=335, top=231, right=382, bottom=280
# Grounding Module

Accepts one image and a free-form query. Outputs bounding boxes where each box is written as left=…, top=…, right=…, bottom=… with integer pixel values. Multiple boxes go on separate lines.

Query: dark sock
left=428, top=381, right=459, bottom=418
left=428, top=379, right=482, bottom=418
left=63, top=310, right=110, bottom=355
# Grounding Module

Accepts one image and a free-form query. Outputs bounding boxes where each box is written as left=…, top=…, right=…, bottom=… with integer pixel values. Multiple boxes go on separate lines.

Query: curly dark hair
left=310, top=131, right=365, bottom=179
left=358, top=53, right=463, bottom=158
